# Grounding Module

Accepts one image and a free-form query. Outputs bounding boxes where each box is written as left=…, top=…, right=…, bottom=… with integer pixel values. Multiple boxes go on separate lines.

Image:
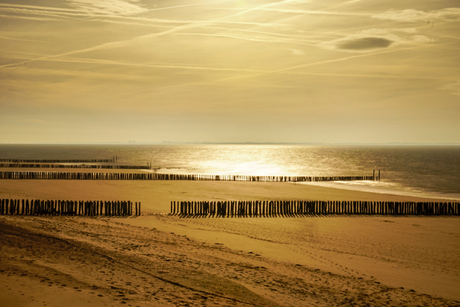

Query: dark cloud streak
left=338, top=37, right=393, bottom=50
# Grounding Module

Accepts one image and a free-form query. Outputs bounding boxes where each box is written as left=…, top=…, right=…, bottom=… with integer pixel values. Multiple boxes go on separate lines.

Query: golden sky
left=1, top=0, right=459, bottom=144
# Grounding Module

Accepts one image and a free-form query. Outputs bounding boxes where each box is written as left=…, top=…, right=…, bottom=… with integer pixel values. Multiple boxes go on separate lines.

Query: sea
left=1, top=144, right=459, bottom=201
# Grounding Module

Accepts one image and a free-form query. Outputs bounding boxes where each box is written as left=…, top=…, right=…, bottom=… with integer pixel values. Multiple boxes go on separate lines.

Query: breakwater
left=170, top=200, right=460, bottom=217
left=0, top=158, right=117, bottom=163
left=0, top=163, right=150, bottom=169
left=0, top=199, right=141, bottom=216
left=0, top=171, right=379, bottom=182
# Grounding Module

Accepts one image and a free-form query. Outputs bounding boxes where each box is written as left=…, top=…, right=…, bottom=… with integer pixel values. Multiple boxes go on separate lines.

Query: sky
left=0, top=0, right=459, bottom=144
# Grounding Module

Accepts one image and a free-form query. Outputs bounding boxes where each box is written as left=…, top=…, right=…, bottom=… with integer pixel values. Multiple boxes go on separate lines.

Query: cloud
left=440, top=81, right=460, bottom=97
left=373, top=8, right=460, bottom=22
left=0, top=3, right=282, bottom=29
left=0, top=2, right=146, bottom=22
left=319, top=29, right=432, bottom=53
left=337, top=37, right=393, bottom=50
left=67, top=0, right=148, bottom=15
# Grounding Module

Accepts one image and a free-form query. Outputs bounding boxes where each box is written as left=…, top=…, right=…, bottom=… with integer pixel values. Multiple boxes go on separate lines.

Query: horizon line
left=1, top=142, right=460, bottom=146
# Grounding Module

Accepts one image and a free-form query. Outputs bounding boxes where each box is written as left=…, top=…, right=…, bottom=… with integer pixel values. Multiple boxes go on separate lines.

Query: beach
left=1, top=178, right=459, bottom=306
left=2, top=0, right=460, bottom=302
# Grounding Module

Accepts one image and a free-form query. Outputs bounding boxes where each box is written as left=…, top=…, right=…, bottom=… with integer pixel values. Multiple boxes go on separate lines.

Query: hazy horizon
left=1, top=141, right=460, bottom=146
left=1, top=0, right=459, bottom=144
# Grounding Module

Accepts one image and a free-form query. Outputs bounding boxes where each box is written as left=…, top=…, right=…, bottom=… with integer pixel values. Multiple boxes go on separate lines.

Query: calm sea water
left=1, top=144, right=459, bottom=200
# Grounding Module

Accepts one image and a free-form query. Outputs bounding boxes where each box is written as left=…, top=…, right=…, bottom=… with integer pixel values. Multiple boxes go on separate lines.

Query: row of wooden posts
left=0, top=171, right=379, bottom=182
left=0, top=158, right=117, bottom=163
left=170, top=200, right=460, bottom=217
left=0, top=199, right=141, bottom=216
left=0, top=163, right=150, bottom=170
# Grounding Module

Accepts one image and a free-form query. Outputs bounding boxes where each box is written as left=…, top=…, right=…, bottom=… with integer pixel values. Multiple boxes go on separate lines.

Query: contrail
left=0, top=21, right=208, bottom=69
left=160, top=44, right=440, bottom=90
left=0, top=3, right=225, bottom=25
left=277, top=43, right=439, bottom=73
left=218, top=45, right=429, bottom=81
left=147, top=0, right=230, bottom=12
left=100, top=56, right=460, bottom=82
left=15, top=52, right=452, bottom=83
left=0, top=0, right=286, bottom=69
left=226, top=0, right=298, bottom=18
left=286, top=71, right=455, bottom=81
left=260, top=8, right=370, bottom=17
left=0, top=3, right=76, bottom=12
left=24, top=56, right=265, bottom=74
left=0, top=35, right=39, bottom=42
left=0, top=13, right=58, bottom=22
left=174, top=31, right=317, bottom=45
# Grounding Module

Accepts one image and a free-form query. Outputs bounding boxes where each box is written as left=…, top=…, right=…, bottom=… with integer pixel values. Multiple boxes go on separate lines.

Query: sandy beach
left=1, top=179, right=459, bottom=306
left=2, top=0, right=460, bottom=303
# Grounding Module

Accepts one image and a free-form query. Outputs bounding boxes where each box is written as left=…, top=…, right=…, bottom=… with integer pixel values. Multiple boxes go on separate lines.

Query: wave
left=297, top=180, right=460, bottom=201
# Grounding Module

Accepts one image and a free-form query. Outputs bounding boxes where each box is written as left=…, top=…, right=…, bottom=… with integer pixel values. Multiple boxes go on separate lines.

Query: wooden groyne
left=170, top=200, right=460, bottom=217
left=0, top=199, right=141, bottom=216
left=0, top=163, right=150, bottom=170
left=0, top=171, right=379, bottom=182
left=0, top=158, right=117, bottom=163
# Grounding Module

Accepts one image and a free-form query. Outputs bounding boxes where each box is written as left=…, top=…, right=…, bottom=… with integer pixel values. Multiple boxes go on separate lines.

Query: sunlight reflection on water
left=1, top=144, right=459, bottom=199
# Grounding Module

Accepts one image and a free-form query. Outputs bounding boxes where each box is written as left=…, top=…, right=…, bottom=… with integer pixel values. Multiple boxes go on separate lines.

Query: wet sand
left=0, top=179, right=459, bottom=306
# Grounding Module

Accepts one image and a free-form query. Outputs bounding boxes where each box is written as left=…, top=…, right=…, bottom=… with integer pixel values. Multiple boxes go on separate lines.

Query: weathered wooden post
left=25, top=199, right=29, bottom=215
left=205, top=201, right=209, bottom=216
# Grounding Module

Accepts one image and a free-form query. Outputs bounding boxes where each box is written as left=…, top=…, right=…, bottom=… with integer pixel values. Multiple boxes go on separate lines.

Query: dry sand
left=1, top=179, right=459, bottom=306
